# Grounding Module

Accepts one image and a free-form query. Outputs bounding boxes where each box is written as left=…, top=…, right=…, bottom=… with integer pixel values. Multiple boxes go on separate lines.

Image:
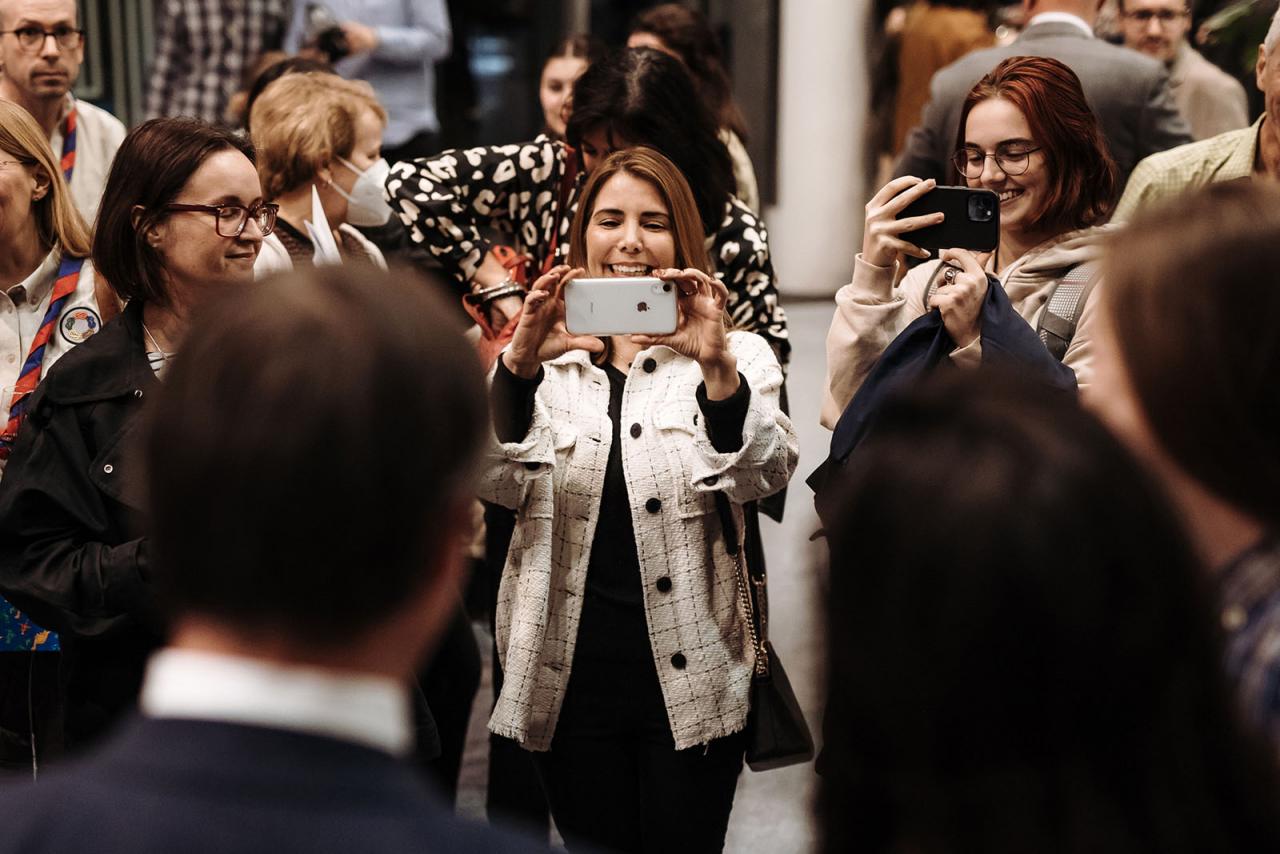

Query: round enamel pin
left=60, top=306, right=101, bottom=344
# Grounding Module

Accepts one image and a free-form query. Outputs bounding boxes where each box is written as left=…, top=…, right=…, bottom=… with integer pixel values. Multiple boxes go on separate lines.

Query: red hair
left=955, top=56, right=1117, bottom=233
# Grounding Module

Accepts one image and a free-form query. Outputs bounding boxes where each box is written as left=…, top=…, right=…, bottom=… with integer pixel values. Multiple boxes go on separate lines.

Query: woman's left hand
left=631, top=268, right=740, bottom=398
left=929, top=248, right=990, bottom=348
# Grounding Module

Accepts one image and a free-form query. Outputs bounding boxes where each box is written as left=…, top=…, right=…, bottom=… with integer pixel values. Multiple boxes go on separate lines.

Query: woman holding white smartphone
left=482, top=147, right=797, bottom=853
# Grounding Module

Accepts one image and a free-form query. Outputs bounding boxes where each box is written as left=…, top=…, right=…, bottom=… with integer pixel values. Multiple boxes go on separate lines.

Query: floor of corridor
left=456, top=300, right=835, bottom=853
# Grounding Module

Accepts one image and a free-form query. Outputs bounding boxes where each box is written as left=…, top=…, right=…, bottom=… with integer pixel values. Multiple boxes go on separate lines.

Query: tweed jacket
left=480, top=332, right=797, bottom=751
left=892, top=19, right=1192, bottom=187
left=821, top=226, right=1114, bottom=429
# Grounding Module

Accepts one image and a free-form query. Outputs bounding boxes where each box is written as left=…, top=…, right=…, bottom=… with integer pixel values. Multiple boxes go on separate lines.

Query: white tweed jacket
left=480, top=331, right=798, bottom=751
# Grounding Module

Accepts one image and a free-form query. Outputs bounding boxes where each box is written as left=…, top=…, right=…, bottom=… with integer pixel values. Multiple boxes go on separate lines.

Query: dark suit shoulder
left=0, top=718, right=547, bottom=854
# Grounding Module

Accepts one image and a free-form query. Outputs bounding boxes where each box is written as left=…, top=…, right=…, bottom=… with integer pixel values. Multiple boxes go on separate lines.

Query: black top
left=492, top=357, right=749, bottom=665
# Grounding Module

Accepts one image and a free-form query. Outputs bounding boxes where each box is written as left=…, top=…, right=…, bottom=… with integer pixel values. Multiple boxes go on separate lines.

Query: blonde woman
left=484, top=147, right=796, bottom=852
left=249, top=72, right=389, bottom=272
left=0, top=101, right=107, bottom=470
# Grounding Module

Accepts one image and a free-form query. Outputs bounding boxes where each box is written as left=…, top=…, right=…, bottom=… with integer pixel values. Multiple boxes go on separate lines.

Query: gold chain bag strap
left=714, top=493, right=815, bottom=771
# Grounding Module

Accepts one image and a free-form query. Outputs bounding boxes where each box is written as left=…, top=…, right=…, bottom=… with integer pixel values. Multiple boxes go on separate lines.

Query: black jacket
left=0, top=299, right=161, bottom=746
left=0, top=715, right=546, bottom=853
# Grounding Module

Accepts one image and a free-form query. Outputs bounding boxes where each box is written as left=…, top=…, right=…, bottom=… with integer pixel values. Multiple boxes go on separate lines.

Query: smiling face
left=539, top=55, right=587, bottom=138
left=0, top=0, right=82, bottom=103
left=584, top=170, right=676, bottom=278
left=151, top=149, right=264, bottom=296
left=963, top=97, right=1050, bottom=242
left=1120, top=0, right=1190, bottom=64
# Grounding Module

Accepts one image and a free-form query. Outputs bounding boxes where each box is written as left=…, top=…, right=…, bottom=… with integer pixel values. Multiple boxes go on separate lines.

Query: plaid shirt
left=1219, top=537, right=1280, bottom=757
left=145, top=0, right=288, bottom=123
left=1113, top=114, right=1265, bottom=221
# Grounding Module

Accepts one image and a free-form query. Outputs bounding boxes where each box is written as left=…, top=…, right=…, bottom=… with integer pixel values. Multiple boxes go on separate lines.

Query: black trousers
left=531, top=651, right=745, bottom=854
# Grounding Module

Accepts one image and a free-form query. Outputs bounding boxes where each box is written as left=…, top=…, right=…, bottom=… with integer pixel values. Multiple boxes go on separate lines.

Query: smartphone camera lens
left=968, top=193, right=996, bottom=222
left=662, top=282, right=672, bottom=293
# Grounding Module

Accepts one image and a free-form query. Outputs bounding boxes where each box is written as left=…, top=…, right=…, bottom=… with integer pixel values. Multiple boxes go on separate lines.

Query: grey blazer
left=893, top=21, right=1193, bottom=187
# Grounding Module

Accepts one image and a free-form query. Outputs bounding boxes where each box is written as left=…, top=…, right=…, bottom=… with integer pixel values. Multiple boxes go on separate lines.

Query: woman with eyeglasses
left=822, top=56, right=1118, bottom=428
left=0, top=117, right=274, bottom=751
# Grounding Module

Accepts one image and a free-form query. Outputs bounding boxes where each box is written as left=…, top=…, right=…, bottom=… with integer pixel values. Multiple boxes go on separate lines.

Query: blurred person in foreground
left=1113, top=6, right=1280, bottom=219
left=1118, top=0, right=1248, bottom=140
left=1089, top=180, right=1280, bottom=755
left=821, top=371, right=1280, bottom=854
left=894, top=0, right=1191, bottom=186
left=0, top=264, right=544, bottom=853
left=0, top=0, right=125, bottom=222
left=0, top=118, right=272, bottom=751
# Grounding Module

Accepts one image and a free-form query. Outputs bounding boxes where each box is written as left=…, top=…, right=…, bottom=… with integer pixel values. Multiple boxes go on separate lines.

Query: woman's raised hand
left=502, top=266, right=604, bottom=378
left=928, top=248, right=990, bottom=348
left=632, top=268, right=740, bottom=398
left=862, top=176, right=944, bottom=268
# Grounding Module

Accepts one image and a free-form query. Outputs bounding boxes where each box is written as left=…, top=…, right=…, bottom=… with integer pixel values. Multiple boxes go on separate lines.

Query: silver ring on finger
left=943, top=265, right=957, bottom=285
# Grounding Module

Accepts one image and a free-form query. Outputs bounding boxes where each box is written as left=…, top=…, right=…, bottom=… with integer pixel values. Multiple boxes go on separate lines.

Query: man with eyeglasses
left=893, top=0, right=1193, bottom=187
left=1120, top=0, right=1248, bottom=140
left=0, top=0, right=125, bottom=223
left=1114, top=6, right=1280, bottom=219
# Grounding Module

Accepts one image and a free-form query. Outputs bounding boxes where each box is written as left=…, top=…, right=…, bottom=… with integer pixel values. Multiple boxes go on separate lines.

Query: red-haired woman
left=821, top=56, right=1118, bottom=427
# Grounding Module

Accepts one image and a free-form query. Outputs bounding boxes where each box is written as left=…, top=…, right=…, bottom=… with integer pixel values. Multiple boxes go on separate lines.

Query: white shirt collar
left=1025, top=12, right=1095, bottom=37
left=140, top=648, right=413, bottom=756
left=7, top=248, right=60, bottom=305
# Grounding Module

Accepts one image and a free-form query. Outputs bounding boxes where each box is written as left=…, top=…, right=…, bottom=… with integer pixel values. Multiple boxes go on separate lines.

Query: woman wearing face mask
left=0, top=118, right=271, bottom=751
left=538, top=35, right=605, bottom=140
left=821, top=56, right=1118, bottom=429
left=482, top=147, right=797, bottom=853
left=250, top=73, right=390, bottom=273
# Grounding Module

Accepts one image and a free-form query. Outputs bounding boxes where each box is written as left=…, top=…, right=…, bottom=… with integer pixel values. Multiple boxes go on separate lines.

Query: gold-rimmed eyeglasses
left=952, top=144, right=1042, bottom=179
left=0, top=26, right=84, bottom=51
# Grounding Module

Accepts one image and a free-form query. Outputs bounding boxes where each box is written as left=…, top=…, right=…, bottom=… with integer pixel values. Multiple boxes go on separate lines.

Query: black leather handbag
left=715, top=494, right=815, bottom=771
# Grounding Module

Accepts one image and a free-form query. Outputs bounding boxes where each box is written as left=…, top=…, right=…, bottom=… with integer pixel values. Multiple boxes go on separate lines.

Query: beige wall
left=765, top=0, right=869, bottom=298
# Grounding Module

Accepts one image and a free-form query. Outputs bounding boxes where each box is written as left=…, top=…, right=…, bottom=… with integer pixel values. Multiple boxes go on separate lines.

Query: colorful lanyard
left=60, top=106, right=77, bottom=182
left=0, top=254, right=85, bottom=459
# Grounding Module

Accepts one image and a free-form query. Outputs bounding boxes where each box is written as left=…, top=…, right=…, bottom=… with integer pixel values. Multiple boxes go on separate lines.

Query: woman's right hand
left=862, top=176, right=944, bottom=268
left=502, top=266, right=604, bottom=378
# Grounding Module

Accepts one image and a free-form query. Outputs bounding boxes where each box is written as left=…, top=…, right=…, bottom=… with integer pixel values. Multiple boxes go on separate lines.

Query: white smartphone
left=564, top=277, right=678, bottom=336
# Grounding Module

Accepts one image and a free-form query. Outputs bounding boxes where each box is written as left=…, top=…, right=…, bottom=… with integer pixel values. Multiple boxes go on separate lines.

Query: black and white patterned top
left=385, top=135, right=790, bottom=365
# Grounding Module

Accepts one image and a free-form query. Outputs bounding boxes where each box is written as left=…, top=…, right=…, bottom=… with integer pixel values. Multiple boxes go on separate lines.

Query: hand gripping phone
left=564, top=277, right=678, bottom=336
left=896, top=186, right=1000, bottom=252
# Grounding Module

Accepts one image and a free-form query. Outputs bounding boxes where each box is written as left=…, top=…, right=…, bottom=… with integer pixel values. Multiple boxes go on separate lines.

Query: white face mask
left=331, top=156, right=393, bottom=227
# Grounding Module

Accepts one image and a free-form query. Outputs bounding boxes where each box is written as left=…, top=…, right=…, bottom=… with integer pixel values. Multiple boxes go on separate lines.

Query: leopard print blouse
left=386, top=134, right=790, bottom=365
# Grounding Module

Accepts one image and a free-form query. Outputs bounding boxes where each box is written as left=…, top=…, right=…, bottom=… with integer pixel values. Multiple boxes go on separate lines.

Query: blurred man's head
left=1259, top=7, right=1280, bottom=126
left=145, top=264, right=486, bottom=678
left=0, top=0, right=83, bottom=107
left=1119, top=0, right=1191, bottom=64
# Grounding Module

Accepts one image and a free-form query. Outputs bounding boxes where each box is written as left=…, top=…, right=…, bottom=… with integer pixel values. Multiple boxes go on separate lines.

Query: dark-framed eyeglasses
left=0, top=26, right=84, bottom=51
left=952, top=144, right=1042, bottom=179
left=163, top=201, right=279, bottom=238
left=1121, top=9, right=1188, bottom=25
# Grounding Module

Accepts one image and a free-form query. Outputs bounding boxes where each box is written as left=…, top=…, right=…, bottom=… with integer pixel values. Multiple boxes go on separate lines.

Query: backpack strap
left=1037, top=259, right=1101, bottom=362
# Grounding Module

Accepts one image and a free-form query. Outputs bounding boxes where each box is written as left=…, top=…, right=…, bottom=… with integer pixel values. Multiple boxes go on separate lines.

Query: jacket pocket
left=652, top=401, right=715, bottom=519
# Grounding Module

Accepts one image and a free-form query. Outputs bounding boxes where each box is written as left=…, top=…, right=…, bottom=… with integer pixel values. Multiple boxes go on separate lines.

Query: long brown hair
left=568, top=146, right=712, bottom=273
left=955, top=56, right=1117, bottom=234
left=0, top=101, right=91, bottom=258
left=1104, top=180, right=1280, bottom=527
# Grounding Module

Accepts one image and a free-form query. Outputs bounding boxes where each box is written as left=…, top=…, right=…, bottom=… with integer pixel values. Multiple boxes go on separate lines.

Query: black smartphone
left=895, top=186, right=999, bottom=252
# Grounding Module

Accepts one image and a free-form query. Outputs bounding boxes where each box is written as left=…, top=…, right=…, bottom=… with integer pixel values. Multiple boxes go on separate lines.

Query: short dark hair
left=955, top=56, right=1118, bottom=231
left=145, top=264, right=487, bottom=644
left=567, top=47, right=735, bottom=236
left=1105, top=180, right=1280, bottom=528
left=821, top=371, right=1280, bottom=853
left=92, top=118, right=256, bottom=305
